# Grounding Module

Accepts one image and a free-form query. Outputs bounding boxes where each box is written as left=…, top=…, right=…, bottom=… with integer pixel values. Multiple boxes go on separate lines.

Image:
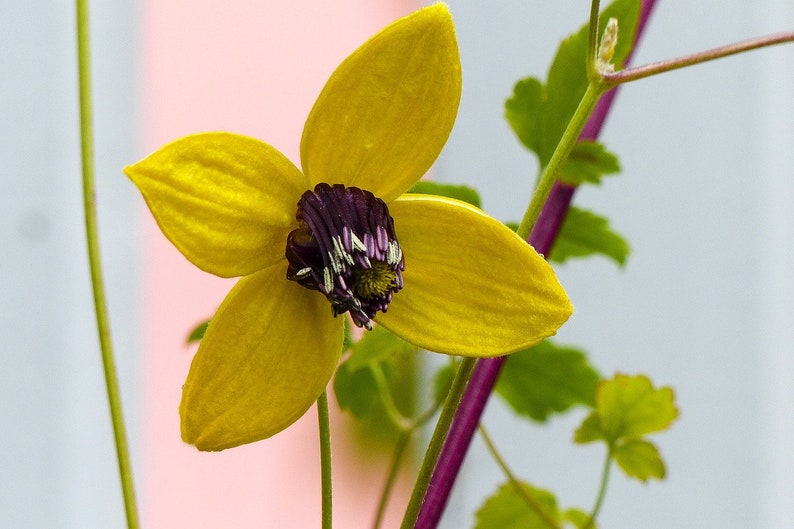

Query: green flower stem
left=76, top=2, right=139, bottom=528
left=604, top=31, right=794, bottom=87
left=317, top=390, right=333, bottom=529
left=400, top=356, right=477, bottom=529
left=585, top=0, right=602, bottom=79
left=373, top=430, right=411, bottom=529
left=370, top=361, right=447, bottom=529
left=479, top=425, right=561, bottom=529
left=584, top=450, right=613, bottom=529
left=515, top=81, right=606, bottom=241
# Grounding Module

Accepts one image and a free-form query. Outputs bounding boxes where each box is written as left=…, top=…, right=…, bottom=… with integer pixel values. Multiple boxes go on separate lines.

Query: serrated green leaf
left=573, top=411, right=603, bottom=444
left=564, top=508, right=597, bottom=529
left=495, top=341, right=600, bottom=422
left=558, top=141, right=621, bottom=186
left=346, top=324, right=417, bottom=372
left=613, top=438, right=666, bottom=481
left=506, top=0, right=640, bottom=166
left=549, top=206, right=630, bottom=266
left=186, top=320, right=210, bottom=344
left=596, top=374, right=679, bottom=442
left=475, top=481, right=561, bottom=529
left=333, top=360, right=382, bottom=419
left=407, top=180, right=481, bottom=208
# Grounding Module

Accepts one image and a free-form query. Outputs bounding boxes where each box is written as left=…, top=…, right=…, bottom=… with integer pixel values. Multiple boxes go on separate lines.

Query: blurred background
left=2, top=1, right=792, bottom=527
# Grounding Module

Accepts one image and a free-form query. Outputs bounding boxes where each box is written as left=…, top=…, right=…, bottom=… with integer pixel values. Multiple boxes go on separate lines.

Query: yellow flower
left=125, top=4, right=572, bottom=451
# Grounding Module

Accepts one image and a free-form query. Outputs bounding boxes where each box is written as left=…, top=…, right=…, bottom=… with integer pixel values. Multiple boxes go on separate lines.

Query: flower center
left=285, top=183, right=405, bottom=329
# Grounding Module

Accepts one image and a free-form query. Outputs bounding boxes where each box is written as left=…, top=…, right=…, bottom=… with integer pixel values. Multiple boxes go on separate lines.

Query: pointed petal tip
left=125, top=132, right=307, bottom=278
left=300, top=3, right=461, bottom=201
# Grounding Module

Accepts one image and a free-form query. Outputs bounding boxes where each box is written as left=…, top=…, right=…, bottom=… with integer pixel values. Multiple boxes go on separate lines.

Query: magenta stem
left=413, top=2, right=657, bottom=527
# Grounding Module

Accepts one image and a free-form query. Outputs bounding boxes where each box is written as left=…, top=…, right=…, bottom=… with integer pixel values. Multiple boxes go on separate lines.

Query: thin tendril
left=604, top=31, right=794, bottom=86
left=76, top=2, right=139, bottom=527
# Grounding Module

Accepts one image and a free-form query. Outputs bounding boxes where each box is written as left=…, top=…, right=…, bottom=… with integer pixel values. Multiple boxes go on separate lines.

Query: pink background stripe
left=139, top=2, right=417, bottom=526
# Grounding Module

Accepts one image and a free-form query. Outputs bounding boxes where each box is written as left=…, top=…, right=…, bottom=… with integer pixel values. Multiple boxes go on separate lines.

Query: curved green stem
left=400, top=357, right=477, bottom=529
left=369, top=363, right=413, bottom=431
left=479, top=425, right=560, bottom=529
left=373, top=430, right=411, bottom=529
left=76, top=2, right=139, bottom=528
left=584, top=450, right=613, bottom=529
left=317, top=391, right=333, bottom=529
left=516, top=81, right=606, bottom=240
left=371, top=359, right=449, bottom=529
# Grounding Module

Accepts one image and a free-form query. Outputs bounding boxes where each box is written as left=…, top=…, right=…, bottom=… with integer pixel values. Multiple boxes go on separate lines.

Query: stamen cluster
left=285, top=183, right=405, bottom=329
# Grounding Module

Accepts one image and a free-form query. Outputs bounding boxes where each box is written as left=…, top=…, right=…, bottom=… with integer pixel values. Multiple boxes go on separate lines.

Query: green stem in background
left=370, top=359, right=449, bottom=529
left=373, top=431, right=411, bottom=529
left=584, top=450, right=613, bottom=529
left=515, top=81, right=606, bottom=240
left=317, top=391, right=333, bottom=529
left=76, top=2, right=139, bottom=528
left=479, top=425, right=560, bottom=529
left=400, top=357, right=477, bottom=529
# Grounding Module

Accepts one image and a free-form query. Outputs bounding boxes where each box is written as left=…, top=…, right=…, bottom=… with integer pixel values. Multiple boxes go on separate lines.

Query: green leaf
left=613, top=438, right=666, bottom=481
left=506, top=0, right=641, bottom=165
left=558, top=141, right=621, bottom=186
left=596, top=374, right=679, bottom=442
left=186, top=320, right=209, bottom=344
left=549, top=206, right=630, bottom=267
left=407, top=180, right=481, bottom=208
left=345, top=324, right=416, bottom=372
left=333, top=359, right=382, bottom=419
left=504, top=77, right=543, bottom=155
left=333, top=326, right=419, bottom=443
left=495, top=340, right=600, bottom=422
left=573, top=411, right=603, bottom=444
left=475, top=481, right=561, bottom=529
left=574, top=374, right=679, bottom=444
left=563, top=508, right=597, bottom=529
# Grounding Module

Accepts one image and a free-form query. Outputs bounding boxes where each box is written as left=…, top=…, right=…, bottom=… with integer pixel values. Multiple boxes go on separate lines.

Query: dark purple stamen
left=285, top=183, right=405, bottom=329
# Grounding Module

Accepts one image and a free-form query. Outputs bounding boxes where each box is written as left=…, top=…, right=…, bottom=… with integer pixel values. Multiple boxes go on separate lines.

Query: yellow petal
left=300, top=4, right=461, bottom=202
left=377, top=195, right=573, bottom=357
left=125, top=132, right=308, bottom=278
left=180, top=262, right=343, bottom=451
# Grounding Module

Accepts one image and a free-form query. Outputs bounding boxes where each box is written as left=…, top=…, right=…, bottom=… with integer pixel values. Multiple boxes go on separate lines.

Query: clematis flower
left=125, top=4, right=572, bottom=451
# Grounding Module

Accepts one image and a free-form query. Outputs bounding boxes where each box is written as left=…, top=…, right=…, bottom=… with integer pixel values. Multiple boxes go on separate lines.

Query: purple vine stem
left=413, top=2, right=657, bottom=527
